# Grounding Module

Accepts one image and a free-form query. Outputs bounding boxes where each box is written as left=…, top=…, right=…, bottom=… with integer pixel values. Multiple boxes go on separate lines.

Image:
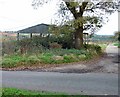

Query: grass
left=97, top=43, right=108, bottom=51
left=2, top=49, right=83, bottom=68
left=2, top=54, right=40, bottom=68
left=113, top=42, right=120, bottom=48
left=2, top=48, right=101, bottom=68
left=1, top=88, right=89, bottom=97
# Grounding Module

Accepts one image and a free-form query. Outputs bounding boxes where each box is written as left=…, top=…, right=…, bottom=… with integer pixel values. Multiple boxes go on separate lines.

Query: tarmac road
left=1, top=71, right=118, bottom=95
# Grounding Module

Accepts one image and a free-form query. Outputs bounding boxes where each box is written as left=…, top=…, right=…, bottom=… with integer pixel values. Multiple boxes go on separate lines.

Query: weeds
left=2, top=35, right=103, bottom=68
left=2, top=46, right=102, bottom=68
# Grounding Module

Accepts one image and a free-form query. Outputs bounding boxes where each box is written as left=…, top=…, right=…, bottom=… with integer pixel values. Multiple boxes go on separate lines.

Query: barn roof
left=17, top=23, right=50, bottom=33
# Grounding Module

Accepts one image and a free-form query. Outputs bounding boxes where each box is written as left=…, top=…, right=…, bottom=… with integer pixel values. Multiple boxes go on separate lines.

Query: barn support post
left=83, top=33, right=89, bottom=45
left=87, top=34, right=89, bottom=44
left=30, top=33, right=32, bottom=39
left=17, top=33, right=20, bottom=41
left=40, top=33, right=42, bottom=37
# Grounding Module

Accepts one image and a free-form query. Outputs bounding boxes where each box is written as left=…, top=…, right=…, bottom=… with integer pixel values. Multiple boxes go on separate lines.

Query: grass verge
left=113, top=42, right=120, bottom=48
left=2, top=48, right=102, bottom=68
left=1, top=88, right=89, bottom=97
left=93, top=43, right=108, bottom=51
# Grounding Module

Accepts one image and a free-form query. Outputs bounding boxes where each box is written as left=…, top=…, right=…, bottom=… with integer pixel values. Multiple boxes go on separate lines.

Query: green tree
left=32, top=0, right=118, bottom=49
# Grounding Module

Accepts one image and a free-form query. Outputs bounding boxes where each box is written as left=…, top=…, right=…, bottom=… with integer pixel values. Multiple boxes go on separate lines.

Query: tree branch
left=65, top=2, right=78, bottom=19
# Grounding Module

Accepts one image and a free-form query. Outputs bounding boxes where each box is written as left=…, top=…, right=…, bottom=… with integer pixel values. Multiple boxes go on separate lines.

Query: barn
left=17, top=23, right=50, bottom=40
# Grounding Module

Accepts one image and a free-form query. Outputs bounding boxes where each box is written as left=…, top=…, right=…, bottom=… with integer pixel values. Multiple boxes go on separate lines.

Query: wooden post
left=87, top=34, right=88, bottom=44
left=30, top=33, right=32, bottom=39
left=17, top=33, right=20, bottom=41
left=40, top=33, right=42, bottom=37
left=47, top=34, right=50, bottom=37
left=83, top=33, right=88, bottom=44
left=86, top=33, right=88, bottom=44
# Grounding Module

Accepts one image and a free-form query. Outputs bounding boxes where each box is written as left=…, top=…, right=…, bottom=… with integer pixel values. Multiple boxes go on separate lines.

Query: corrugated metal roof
left=17, top=23, right=49, bottom=33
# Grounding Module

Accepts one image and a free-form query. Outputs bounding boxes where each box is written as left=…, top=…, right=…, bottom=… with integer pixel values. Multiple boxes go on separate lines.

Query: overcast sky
left=96, top=11, right=118, bottom=35
left=0, top=0, right=59, bottom=31
left=0, top=0, right=118, bottom=35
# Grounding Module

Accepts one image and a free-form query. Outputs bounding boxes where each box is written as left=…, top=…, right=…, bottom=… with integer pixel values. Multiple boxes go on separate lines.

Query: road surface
left=1, top=71, right=118, bottom=95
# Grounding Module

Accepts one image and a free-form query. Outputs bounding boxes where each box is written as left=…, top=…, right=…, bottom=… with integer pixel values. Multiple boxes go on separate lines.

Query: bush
left=49, top=42, right=62, bottom=49
left=17, top=37, right=48, bottom=54
left=78, top=54, right=87, bottom=60
left=2, top=36, right=61, bottom=55
left=114, top=42, right=120, bottom=48
left=15, top=33, right=74, bottom=55
left=57, top=33, right=74, bottom=49
left=2, top=41, right=18, bottom=55
left=84, top=44, right=102, bottom=54
left=32, top=36, right=50, bottom=48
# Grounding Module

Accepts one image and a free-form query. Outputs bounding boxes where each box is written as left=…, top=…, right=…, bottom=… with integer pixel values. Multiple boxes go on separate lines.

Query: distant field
left=0, top=32, right=17, bottom=42
left=91, top=34, right=114, bottom=42
left=0, top=32, right=37, bottom=42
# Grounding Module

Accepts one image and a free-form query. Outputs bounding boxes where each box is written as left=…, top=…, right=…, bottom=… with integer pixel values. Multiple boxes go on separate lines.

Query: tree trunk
left=74, top=27, right=83, bottom=49
left=64, top=2, right=88, bottom=49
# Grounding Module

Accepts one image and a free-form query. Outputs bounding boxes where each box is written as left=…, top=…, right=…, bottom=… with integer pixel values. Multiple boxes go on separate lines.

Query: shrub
left=57, top=33, right=74, bottom=49
left=114, top=42, right=120, bottom=48
left=84, top=44, right=102, bottom=54
left=63, top=54, right=79, bottom=62
left=32, top=36, right=50, bottom=48
left=17, top=37, right=48, bottom=54
left=15, top=33, right=74, bottom=54
left=78, top=54, right=86, bottom=60
left=49, top=42, right=62, bottom=49
left=2, top=41, right=18, bottom=55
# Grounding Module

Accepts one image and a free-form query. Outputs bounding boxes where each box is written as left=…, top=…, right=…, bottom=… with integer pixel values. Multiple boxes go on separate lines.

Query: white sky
left=0, top=0, right=118, bottom=35
left=0, top=0, right=59, bottom=31
left=96, top=11, right=118, bottom=35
